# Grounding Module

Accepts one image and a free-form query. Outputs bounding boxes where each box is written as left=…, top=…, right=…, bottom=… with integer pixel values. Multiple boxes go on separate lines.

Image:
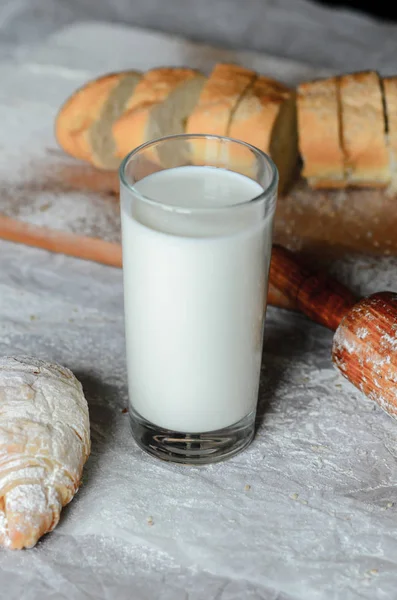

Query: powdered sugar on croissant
left=0, top=356, right=90, bottom=549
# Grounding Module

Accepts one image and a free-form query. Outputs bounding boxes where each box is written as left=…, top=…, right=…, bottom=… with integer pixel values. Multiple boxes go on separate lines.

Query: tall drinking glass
left=119, top=134, right=278, bottom=464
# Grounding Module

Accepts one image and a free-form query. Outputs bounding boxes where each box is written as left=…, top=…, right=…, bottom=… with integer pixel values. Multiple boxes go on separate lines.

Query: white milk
left=121, top=166, right=274, bottom=433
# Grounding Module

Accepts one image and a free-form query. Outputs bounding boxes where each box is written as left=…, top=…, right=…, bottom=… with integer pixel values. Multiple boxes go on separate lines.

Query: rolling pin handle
left=269, top=245, right=358, bottom=331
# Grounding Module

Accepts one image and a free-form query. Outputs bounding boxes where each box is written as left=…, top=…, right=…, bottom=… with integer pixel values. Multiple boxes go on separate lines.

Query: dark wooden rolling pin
left=269, top=245, right=397, bottom=419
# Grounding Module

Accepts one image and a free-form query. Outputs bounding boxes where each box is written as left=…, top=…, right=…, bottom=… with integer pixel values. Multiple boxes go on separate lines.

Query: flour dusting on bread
left=0, top=356, right=90, bottom=549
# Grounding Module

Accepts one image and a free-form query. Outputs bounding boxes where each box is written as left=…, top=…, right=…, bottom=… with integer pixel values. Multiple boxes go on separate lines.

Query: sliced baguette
left=229, top=76, right=298, bottom=193
left=297, top=77, right=345, bottom=189
left=55, top=72, right=140, bottom=164
left=383, top=77, right=397, bottom=192
left=340, top=71, right=390, bottom=187
left=113, top=68, right=205, bottom=160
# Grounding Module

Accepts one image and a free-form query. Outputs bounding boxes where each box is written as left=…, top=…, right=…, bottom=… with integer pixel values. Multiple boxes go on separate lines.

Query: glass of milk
left=119, top=134, right=278, bottom=464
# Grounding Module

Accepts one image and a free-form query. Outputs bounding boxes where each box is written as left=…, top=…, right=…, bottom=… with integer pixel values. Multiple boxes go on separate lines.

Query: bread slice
left=229, top=76, right=298, bottom=194
left=186, top=63, right=256, bottom=137
left=185, top=63, right=256, bottom=167
left=72, top=71, right=141, bottom=169
left=383, top=77, right=397, bottom=192
left=297, top=77, right=345, bottom=189
left=113, top=68, right=205, bottom=161
left=55, top=71, right=140, bottom=165
left=339, top=71, right=390, bottom=187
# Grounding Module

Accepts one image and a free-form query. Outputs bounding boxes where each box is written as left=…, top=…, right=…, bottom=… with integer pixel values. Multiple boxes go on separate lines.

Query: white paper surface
left=0, top=10, right=397, bottom=600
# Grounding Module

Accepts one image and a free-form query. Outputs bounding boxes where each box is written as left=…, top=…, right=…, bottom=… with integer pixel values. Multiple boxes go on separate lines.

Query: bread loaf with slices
left=55, top=63, right=397, bottom=195
left=56, top=63, right=298, bottom=191
left=297, top=70, right=394, bottom=190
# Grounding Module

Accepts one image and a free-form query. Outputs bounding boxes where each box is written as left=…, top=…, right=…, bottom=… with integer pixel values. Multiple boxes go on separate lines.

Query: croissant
left=0, top=356, right=90, bottom=549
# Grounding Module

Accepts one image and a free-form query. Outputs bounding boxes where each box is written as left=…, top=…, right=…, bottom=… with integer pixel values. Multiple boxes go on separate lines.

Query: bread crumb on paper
left=364, top=568, right=379, bottom=578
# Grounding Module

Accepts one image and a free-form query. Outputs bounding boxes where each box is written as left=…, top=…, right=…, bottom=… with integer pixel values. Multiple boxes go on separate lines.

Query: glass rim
left=119, top=133, right=278, bottom=214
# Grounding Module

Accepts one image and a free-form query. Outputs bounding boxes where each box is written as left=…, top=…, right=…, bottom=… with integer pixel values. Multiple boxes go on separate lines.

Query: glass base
left=129, top=408, right=255, bottom=465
